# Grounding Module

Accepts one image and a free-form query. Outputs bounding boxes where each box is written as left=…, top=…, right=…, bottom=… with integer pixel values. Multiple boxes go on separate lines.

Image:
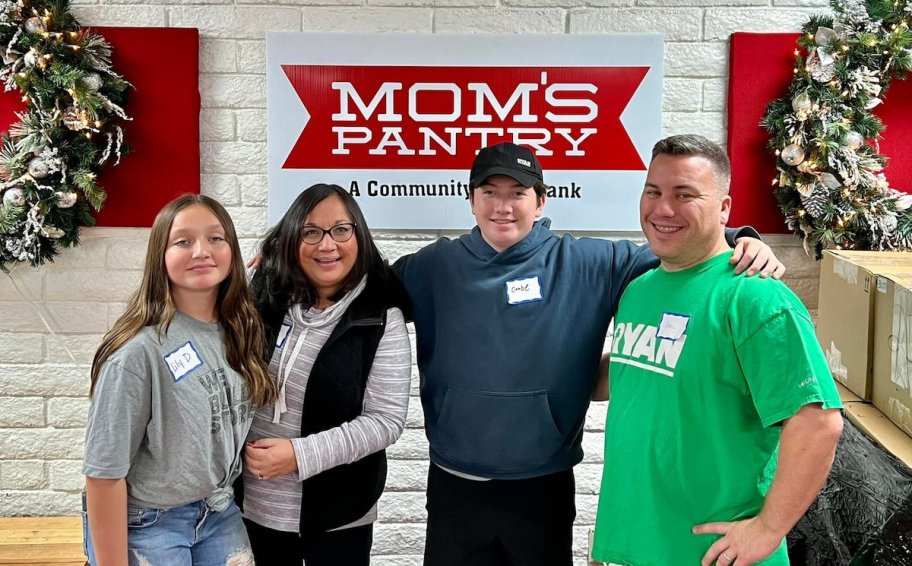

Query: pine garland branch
left=0, top=0, right=131, bottom=267
left=761, top=0, right=912, bottom=257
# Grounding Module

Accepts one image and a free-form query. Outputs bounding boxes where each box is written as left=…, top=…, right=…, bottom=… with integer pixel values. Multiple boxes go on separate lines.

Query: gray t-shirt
left=83, top=311, right=253, bottom=510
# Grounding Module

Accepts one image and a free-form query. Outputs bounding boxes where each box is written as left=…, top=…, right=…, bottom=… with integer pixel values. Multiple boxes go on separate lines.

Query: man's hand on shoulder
left=730, top=237, right=786, bottom=279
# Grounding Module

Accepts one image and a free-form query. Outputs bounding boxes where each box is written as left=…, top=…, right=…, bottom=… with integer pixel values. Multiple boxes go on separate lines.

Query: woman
left=239, top=184, right=411, bottom=565
left=83, top=195, right=277, bottom=565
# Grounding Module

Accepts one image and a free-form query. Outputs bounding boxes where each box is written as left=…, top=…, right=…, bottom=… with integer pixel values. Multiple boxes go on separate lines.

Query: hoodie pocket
left=434, top=386, right=563, bottom=473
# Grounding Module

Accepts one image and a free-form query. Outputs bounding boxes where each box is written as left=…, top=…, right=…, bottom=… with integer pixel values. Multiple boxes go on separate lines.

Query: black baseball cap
left=469, top=142, right=544, bottom=189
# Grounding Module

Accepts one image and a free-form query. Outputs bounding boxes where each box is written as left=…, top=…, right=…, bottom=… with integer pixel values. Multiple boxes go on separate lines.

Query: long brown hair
left=90, top=194, right=277, bottom=407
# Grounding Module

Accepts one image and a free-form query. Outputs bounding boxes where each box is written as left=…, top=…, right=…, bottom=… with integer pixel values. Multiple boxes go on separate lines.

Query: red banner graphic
left=281, top=65, right=649, bottom=171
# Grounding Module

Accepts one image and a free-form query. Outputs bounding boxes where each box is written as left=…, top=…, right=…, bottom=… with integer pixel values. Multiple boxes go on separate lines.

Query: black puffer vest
left=239, top=270, right=408, bottom=533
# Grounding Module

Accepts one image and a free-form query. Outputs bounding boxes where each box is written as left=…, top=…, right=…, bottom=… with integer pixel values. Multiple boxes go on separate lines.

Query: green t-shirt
left=591, top=251, right=842, bottom=566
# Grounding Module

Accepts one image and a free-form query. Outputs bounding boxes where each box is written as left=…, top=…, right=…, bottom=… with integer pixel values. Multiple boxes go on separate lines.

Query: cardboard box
left=872, top=272, right=912, bottom=436
left=838, top=382, right=912, bottom=467
left=844, top=400, right=912, bottom=468
left=816, top=251, right=912, bottom=399
left=836, top=382, right=862, bottom=403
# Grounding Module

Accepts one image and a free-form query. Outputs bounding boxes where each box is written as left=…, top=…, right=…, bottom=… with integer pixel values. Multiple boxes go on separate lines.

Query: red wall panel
left=0, top=26, right=200, bottom=228
left=728, top=32, right=911, bottom=233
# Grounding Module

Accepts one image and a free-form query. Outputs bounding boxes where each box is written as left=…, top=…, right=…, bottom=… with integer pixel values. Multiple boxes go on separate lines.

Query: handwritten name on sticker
left=657, top=313, right=689, bottom=341
left=164, top=342, right=204, bottom=382
left=506, top=276, right=543, bottom=305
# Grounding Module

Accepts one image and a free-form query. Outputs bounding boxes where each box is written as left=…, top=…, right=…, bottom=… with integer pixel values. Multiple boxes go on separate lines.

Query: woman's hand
left=244, top=438, right=298, bottom=480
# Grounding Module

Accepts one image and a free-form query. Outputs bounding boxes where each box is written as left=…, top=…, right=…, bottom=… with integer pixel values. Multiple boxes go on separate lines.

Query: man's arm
left=725, top=225, right=760, bottom=244
left=592, top=353, right=610, bottom=401
left=693, top=404, right=843, bottom=565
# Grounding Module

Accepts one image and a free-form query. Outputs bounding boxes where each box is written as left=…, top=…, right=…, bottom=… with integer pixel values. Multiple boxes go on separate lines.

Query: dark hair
left=532, top=180, right=548, bottom=203
left=650, top=134, right=732, bottom=195
left=470, top=178, right=548, bottom=205
left=253, top=183, right=382, bottom=307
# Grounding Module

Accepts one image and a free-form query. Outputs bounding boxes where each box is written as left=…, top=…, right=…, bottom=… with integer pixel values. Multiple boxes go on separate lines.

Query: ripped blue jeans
left=83, top=500, right=254, bottom=566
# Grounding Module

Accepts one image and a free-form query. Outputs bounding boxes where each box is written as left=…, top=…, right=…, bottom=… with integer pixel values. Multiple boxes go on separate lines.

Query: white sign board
left=267, top=33, right=663, bottom=230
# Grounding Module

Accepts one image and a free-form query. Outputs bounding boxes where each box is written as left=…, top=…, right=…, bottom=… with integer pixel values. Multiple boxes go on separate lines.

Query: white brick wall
left=0, top=3, right=824, bottom=564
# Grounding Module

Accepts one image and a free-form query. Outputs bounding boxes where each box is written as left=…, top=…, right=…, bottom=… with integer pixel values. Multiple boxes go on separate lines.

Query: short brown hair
left=651, top=135, right=731, bottom=195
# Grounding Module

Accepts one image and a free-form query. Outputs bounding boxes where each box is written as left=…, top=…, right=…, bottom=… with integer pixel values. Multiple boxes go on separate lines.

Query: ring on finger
left=721, top=551, right=734, bottom=562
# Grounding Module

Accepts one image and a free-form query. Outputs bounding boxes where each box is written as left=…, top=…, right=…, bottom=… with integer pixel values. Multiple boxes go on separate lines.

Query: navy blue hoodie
left=393, top=219, right=756, bottom=479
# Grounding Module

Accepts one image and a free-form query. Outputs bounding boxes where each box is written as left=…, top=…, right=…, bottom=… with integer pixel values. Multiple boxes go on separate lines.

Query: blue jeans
left=83, top=500, right=254, bottom=566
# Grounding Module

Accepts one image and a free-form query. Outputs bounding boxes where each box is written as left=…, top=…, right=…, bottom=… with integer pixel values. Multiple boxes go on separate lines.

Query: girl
left=238, top=184, right=411, bottom=565
left=83, top=194, right=277, bottom=566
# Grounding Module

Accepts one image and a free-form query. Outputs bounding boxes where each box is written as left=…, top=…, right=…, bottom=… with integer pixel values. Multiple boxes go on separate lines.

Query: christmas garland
left=762, top=0, right=912, bottom=258
left=0, top=0, right=130, bottom=268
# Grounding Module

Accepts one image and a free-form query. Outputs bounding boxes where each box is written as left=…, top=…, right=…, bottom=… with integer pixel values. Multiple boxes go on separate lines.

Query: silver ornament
left=81, top=73, right=103, bottom=92
left=815, top=27, right=838, bottom=46
left=56, top=191, right=77, bottom=208
left=23, top=50, right=37, bottom=67
left=23, top=17, right=44, bottom=34
left=791, top=92, right=813, bottom=114
left=843, top=131, right=864, bottom=150
left=883, top=213, right=898, bottom=233
left=27, top=157, right=49, bottom=179
left=43, top=226, right=64, bottom=239
left=2, top=187, right=25, bottom=206
left=781, top=144, right=806, bottom=166
left=819, top=172, right=842, bottom=190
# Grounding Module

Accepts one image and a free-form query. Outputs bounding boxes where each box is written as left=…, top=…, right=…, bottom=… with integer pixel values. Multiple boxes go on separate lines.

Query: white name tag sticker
left=506, top=276, right=543, bottom=305
left=276, top=323, right=292, bottom=348
left=657, top=313, right=689, bottom=340
left=164, top=342, right=204, bottom=382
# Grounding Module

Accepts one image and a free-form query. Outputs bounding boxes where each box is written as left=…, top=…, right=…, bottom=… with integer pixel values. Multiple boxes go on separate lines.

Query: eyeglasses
left=300, top=223, right=357, bottom=245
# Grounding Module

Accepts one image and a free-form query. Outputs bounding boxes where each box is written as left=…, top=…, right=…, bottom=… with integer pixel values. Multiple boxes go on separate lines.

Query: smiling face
left=640, top=153, right=732, bottom=271
left=297, top=195, right=359, bottom=306
left=164, top=203, right=232, bottom=308
left=469, top=174, right=545, bottom=253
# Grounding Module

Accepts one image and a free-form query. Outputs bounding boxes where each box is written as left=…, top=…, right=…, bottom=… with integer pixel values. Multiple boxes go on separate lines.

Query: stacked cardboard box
left=816, top=250, right=912, bottom=444
left=816, top=251, right=912, bottom=400
left=872, top=271, right=912, bottom=437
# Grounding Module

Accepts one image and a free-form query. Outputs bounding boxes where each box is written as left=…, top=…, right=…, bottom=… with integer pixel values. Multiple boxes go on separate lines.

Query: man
left=392, top=141, right=786, bottom=566
left=591, top=135, right=843, bottom=566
